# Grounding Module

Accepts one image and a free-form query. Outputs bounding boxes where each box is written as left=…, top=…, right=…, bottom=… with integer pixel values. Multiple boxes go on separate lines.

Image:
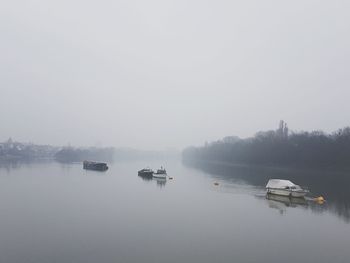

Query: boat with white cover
left=153, top=166, right=167, bottom=179
left=266, top=179, right=309, bottom=197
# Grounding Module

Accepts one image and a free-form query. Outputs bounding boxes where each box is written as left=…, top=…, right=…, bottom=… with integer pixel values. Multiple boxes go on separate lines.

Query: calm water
left=0, top=160, right=349, bottom=263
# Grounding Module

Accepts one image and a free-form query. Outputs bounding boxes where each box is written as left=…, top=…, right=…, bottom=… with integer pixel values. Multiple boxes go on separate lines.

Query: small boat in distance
left=138, top=168, right=154, bottom=177
left=83, top=161, right=108, bottom=171
left=266, top=179, right=309, bottom=198
left=153, top=166, right=167, bottom=179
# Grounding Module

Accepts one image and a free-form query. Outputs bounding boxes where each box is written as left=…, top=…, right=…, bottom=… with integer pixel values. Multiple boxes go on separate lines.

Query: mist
left=1, top=0, right=349, bottom=150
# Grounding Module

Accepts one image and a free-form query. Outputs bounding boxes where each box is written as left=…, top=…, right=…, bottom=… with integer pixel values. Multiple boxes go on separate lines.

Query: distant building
left=277, top=120, right=288, bottom=139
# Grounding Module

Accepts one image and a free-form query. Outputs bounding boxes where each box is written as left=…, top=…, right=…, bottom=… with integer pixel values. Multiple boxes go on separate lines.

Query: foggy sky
left=1, top=0, right=349, bottom=150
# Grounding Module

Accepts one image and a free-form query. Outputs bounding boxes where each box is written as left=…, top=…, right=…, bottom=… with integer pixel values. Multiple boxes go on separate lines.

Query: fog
left=1, top=0, right=349, bottom=150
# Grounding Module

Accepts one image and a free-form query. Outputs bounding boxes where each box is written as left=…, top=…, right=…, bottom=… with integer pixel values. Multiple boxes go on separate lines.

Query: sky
left=1, top=0, right=349, bottom=150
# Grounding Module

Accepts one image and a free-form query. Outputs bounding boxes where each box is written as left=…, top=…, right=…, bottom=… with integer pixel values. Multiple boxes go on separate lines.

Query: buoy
left=314, top=196, right=325, bottom=203
left=214, top=182, right=219, bottom=186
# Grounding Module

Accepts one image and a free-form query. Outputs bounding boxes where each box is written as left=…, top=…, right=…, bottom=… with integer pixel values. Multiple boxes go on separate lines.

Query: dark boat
left=83, top=161, right=108, bottom=171
left=138, top=168, right=154, bottom=177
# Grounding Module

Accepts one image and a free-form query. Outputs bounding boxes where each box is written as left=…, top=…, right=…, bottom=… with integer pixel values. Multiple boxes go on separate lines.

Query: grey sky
left=1, top=0, right=349, bottom=150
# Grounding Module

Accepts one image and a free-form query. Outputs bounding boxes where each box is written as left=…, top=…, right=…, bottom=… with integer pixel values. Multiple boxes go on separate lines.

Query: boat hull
left=153, top=174, right=167, bottom=179
left=138, top=171, right=153, bottom=177
left=266, top=193, right=308, bottom=205
left=83, top=161, right=108, bottom=171
left=267, top=188, right=308, bottom=197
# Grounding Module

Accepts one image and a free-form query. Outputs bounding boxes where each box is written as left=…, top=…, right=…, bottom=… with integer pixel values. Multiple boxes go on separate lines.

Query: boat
left=153, top=166, right=167, bottom=179
left=138, top=167, right=154, bottom=177
left=83, top=161, right=108, bottom=171
left=266, top=179, right=309, bottom=197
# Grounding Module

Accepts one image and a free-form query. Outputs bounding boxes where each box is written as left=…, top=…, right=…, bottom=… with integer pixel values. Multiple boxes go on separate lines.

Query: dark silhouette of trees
left=54, top=147, right=115, bottom=162
left=182, top=122, right=350, bottom=167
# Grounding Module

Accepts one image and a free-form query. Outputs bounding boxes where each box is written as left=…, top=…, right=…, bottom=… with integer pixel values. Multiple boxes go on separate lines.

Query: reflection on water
left=264, top=194, right=308, bottom=215
left=0, top=159, right=35, bottom=172
left=138, top=173, right=153, bottom=182
left=154, top=177, right=167, bottom=187
left=184, top=159, right=350, bottom=222
left=138, top=173, right=167, bottom=188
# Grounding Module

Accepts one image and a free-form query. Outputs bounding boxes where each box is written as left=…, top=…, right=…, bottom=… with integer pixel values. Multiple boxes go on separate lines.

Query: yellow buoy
left=314, top=196, right=325, bottom=203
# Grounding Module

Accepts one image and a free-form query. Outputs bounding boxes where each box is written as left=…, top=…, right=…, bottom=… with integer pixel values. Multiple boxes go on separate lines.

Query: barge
left=83, top=161, right=108, bottom=171
left=138, top=168, right=154, bottom=177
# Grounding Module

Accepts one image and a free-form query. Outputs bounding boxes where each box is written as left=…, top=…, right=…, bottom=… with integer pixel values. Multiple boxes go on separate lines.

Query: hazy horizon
left=1, top=0, right=349, bottom=150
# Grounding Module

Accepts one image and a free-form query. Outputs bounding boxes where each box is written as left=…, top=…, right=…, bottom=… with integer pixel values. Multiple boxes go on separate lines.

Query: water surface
left=0, top=160, right=349, bottom=263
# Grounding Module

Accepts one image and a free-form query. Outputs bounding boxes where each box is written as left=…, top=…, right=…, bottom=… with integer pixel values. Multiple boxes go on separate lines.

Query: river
left=0, top=160, right=349, bottom=263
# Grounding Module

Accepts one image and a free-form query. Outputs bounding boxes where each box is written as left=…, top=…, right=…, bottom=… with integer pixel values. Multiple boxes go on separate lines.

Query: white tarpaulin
left=266, top=179, right=296, bottom=189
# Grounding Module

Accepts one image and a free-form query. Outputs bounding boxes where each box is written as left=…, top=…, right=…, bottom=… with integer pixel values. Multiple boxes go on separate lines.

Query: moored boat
left=153, top=166, right=167, bottom=179
left=138, top=167, right=154, bottom=177
left=266, top=179, right=309, bottom=197
left=83, top=161, right=108, bottom=171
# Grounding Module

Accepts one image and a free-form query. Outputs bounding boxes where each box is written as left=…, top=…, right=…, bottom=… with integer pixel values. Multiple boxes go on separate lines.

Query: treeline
left=54, top=147, right=179, bottom=162
left=54, top=147, right=115, bottom=162
left=182, top=124, right=350, bottom=167
left=0, top=138, right=179, bottom=163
